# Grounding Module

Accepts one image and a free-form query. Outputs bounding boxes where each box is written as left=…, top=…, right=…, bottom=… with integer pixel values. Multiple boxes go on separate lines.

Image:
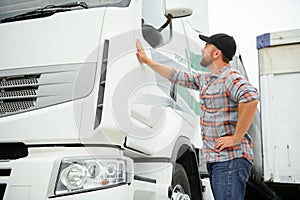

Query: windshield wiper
left=1, top=2, right=88, bottom=23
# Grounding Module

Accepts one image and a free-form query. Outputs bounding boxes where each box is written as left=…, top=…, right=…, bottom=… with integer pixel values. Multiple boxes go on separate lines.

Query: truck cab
left=0, top=0, right=213, bottom=199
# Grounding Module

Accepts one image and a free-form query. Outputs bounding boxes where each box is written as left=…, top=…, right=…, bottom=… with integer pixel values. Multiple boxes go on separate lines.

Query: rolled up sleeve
left=226, top=71, right=259, bottom=103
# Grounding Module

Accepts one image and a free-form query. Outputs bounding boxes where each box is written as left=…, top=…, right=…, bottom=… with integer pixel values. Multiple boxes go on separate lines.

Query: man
left=136, top=33, right=259, bottom=200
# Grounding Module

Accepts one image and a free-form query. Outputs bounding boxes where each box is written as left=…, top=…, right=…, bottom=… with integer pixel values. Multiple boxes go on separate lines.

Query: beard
left=200, top=55, right=213, bottom=68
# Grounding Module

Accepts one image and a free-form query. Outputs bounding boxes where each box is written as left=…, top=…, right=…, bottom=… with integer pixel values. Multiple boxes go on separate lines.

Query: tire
left=171, top=163, right=191, bottom=197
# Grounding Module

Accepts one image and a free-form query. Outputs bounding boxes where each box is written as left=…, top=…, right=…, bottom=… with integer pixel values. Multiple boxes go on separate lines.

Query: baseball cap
left=199, top=33, right=236, bottom=61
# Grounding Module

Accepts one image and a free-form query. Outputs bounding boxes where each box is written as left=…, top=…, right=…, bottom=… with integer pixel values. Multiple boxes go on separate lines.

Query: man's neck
left=208, top=60, right=229, bottom=73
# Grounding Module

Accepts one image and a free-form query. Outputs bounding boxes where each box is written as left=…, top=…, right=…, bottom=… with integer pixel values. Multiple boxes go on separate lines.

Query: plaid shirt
left=170, top=65, right=259, bottom=164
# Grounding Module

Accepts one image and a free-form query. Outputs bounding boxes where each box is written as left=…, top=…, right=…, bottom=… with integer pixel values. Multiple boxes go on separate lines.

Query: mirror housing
left=164, top=0, right=193, bottom=18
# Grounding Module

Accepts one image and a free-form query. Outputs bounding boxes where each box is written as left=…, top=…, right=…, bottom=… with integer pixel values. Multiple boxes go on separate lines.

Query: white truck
left=0, top=0, right=215, bottom=199
left=0, top=0, right=260, bottom=199
left=254, top=28, right=300, bottom=199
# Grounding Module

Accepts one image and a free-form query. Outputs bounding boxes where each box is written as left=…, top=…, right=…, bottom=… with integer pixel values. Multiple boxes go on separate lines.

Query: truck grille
left=0, top=75, right=40, bottom=116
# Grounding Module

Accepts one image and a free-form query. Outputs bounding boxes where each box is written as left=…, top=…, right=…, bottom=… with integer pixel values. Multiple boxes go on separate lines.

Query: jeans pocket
left=238, top=158, right=252, bottom=182
left=210, top=161, right=232, bottom=187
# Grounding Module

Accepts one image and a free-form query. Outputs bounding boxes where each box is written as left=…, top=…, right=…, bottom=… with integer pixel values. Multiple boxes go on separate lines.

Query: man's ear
left=213, top=49, right=222, bottom=59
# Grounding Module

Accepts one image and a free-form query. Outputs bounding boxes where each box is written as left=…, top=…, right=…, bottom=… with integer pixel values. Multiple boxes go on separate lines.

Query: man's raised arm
left=136, top=39, right=173, bottom=79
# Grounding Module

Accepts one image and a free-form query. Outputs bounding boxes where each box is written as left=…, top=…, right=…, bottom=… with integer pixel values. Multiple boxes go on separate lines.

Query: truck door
left=124, top=0, right=200, bottom=155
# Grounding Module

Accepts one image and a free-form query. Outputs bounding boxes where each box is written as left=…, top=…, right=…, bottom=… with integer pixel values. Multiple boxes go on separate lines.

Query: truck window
left=141, top=0, right=172, bottom=48
left=0, top=0, right=131, bottom=22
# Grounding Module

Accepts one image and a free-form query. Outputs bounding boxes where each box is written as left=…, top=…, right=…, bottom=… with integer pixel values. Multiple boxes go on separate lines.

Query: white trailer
left=0, top=0, right=215, bottom=199
left=256, top=28, right=300, bottom=199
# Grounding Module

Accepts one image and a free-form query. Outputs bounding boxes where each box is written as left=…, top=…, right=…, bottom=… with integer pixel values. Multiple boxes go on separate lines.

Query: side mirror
left=164, top=0, right=193, bottom=18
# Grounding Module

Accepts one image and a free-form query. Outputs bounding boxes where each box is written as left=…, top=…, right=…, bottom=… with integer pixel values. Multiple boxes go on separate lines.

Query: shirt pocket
left=204, top=84, right=224, bottom=109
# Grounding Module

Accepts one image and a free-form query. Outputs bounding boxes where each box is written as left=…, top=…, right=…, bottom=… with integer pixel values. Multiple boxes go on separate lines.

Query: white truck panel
left=0, top=101, right=83, bottom=144
left=259, top=43, right=300, bottom=75
left=258, top=29, right=300, bottom=183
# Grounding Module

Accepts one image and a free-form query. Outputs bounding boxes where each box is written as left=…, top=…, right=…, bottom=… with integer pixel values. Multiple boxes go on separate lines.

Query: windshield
left=0, top=0, right=131, bottom=21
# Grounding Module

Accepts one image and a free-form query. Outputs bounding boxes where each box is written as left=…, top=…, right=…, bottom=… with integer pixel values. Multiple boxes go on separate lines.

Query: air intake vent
left=0, top=75, right=40, bottom=116
left=0, top=89, right=37, bottom=98
left=94, top=39, right=109, bottom=128
left=0, top=77, right=39, bottom=87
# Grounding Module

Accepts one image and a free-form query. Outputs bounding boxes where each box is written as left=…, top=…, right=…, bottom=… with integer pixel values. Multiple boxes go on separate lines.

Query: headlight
left=48, top=156, right=133, bottom=197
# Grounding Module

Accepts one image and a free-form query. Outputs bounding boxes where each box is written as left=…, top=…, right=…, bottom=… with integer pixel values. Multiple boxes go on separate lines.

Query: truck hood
left=0, top=8, right=106, bottom=144
left=0, top=8, right=105, bottom=69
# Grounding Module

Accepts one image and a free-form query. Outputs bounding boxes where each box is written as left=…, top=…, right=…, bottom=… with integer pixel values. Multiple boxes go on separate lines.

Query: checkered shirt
left=169, top=65, right=259, bottom=164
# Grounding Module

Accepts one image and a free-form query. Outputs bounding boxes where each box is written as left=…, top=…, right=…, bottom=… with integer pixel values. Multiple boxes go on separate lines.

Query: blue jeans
left=206, top=158, right=252, bottom=200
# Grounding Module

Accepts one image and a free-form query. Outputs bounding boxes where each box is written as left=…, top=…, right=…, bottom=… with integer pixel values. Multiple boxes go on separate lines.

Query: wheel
left=171, top=163, right=191, bottom=199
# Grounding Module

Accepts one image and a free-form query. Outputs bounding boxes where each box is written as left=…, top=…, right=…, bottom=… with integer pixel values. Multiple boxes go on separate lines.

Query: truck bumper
left=0, top=146, right=131, bottom=200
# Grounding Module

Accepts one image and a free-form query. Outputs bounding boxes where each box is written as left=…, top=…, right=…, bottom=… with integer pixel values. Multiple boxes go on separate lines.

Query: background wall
left=208, top=0, right=300, bottom=88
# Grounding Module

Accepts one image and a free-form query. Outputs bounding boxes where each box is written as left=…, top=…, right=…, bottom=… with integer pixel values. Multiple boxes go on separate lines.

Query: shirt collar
left=209, top=65, right=231, bottom=78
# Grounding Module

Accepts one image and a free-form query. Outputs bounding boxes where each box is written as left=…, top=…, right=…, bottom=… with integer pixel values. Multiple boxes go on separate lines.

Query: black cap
left=199, top=33, right=236, bottom=61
